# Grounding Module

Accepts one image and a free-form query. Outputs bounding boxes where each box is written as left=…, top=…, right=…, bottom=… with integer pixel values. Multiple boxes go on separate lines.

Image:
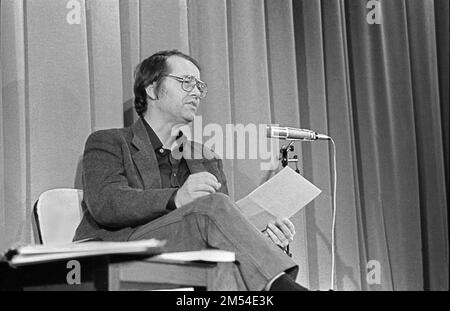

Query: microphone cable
left=329, top=137, right=337, bottom=291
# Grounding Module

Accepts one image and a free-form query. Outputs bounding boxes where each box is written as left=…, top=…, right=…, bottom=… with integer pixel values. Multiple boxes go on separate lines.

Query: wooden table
left=0, top=255, right=243, bottom=291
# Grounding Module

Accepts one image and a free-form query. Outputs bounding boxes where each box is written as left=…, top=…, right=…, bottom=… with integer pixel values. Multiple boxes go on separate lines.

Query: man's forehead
left=167, top=56, right=200, bottom=76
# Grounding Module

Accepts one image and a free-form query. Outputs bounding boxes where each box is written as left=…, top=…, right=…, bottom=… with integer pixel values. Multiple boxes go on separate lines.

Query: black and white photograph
left=0, top=0, right=448, bottom=298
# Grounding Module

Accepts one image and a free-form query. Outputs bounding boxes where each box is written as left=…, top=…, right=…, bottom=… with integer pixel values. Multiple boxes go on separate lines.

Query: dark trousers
left=128, top=193, right=299, bottom=290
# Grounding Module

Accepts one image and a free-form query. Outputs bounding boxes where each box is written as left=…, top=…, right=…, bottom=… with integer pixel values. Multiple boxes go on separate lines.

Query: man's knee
left=192, top=193, right=238, bottom=218
left=210, top=192, right=233, bottom=205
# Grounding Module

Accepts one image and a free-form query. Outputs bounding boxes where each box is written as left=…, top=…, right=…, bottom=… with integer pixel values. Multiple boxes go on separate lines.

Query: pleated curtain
left=1, top=0, right=448, bottom=290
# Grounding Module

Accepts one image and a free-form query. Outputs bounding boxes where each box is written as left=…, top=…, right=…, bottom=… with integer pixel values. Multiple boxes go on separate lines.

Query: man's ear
left=145, top=82, right=158, bottom=100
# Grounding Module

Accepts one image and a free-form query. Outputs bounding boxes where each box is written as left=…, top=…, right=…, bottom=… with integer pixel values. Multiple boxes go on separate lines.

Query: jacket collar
left=130, top=118, right=153, bottom=151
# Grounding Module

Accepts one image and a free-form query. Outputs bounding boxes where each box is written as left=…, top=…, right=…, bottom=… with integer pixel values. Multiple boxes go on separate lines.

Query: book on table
left=1, top=239, right=166, bottom=266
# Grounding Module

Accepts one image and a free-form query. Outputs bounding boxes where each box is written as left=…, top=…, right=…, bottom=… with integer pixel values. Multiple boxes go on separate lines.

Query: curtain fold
left=347, top=0, right=425, bottom=290
left=293, top=0, right=335, bottom=290
left=434, top=1, right=449, bottom=220
left=119, top=0, right=140, bottom=127
left=1, top=0, right=448, bottom=290
left=188, top=0, right=236, bottom=198
left=320, top=0, right=364, bottom=291
left=405, top=0, right=448, bottom=290
left=85, top=0, right=123, bottom=131
left=1, top=0, right=28, bottom=249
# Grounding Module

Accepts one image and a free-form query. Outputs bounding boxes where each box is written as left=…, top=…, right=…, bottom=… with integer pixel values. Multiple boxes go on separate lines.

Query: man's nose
left=190, top=84, right=201, bottom=97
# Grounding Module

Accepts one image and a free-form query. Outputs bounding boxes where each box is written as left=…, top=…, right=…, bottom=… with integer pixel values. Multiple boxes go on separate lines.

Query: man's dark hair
left=133, top=50, right=201, bottom=117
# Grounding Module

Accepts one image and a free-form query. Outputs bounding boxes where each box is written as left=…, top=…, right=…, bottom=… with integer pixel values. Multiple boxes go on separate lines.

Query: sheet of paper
left=153, top=249, right=235, bottom=263
left=236, top=167, right=322, bottom=231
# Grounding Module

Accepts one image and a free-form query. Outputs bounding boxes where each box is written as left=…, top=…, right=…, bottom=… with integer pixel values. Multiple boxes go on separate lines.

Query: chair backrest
left=33, top=188, right=84, bottom=245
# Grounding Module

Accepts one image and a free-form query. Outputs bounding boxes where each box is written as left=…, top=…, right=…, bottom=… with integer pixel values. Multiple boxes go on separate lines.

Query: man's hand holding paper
left=236, top=167, right=322, bottom=232
left=264, top=218, right=296, bottom=249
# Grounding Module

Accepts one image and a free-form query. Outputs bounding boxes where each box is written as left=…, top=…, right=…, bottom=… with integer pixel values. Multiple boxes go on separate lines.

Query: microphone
left=267, top=125, right=331, bottom=141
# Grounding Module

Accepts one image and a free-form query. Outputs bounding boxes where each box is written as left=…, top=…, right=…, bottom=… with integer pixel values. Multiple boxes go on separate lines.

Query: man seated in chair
left=74, top=50, right=308, bottom=291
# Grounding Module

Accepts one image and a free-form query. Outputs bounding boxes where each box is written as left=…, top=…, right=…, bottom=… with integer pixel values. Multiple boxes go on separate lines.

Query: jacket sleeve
left=82, top=130, right=177, bottom=229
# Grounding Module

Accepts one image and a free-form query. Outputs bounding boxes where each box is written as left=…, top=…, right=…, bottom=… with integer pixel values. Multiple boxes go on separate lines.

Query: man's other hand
left=174, top=172, right=221, bottom=208
left=264, top=218, right=296, bottom=249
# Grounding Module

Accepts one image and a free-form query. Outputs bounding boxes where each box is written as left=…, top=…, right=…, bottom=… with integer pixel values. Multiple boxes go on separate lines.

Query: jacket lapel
left=130, top=119, right=162, bottom=189
left=129, top=119, right=212, bottom=187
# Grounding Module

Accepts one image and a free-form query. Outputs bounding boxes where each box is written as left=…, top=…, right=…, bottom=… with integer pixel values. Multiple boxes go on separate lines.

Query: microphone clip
left=280, top=141, right=300, bottom=174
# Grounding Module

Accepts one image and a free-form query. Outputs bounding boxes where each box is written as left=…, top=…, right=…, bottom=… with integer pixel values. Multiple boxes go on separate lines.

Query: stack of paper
left=2, top=239, right=166, bottom=266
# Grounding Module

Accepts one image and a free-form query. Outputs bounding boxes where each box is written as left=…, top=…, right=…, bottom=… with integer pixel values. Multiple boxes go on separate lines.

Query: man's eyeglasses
left=164, top=74, right=208, bottom=98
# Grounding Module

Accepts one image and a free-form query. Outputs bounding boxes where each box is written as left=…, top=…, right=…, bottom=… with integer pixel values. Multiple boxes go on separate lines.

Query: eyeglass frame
left=162, top=74, right=208, bottom=98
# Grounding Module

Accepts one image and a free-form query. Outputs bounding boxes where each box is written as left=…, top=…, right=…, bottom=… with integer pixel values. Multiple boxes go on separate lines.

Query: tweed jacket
left=73, top=118, right=228, bottom=241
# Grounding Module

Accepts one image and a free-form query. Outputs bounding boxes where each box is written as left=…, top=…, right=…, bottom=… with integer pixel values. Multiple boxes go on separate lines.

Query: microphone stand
left=279, top=141, right=300, bottom=257
left=280, top=141, right=300, bottom=174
